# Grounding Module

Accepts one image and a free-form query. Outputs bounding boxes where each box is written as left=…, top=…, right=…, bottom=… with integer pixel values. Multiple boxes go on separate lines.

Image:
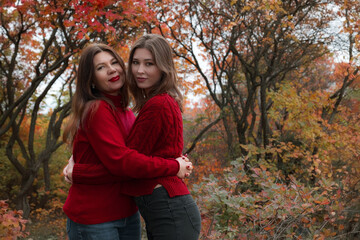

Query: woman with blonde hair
left=126, top=34, right=202, bottom=240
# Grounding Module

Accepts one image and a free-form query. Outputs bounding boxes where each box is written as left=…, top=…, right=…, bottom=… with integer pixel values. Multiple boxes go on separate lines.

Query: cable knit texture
left=121, top=93, right=190, bottom=197
left=63, top=94, right=179, bottom=224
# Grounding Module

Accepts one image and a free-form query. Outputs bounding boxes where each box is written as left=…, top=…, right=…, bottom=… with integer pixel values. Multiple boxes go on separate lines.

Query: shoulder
left=86, top=100, right=112, bottom=115
left=139, top=94, right=181, bottom=123
left=144, top=93, right=177, bottom=109
left=82, top=100, right=115, bottom=125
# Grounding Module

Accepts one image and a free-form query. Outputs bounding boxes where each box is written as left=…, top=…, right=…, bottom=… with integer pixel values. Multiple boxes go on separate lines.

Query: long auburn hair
left=128, top=34, right=183, bottom=113
left=63, top=43, right=129, bottom=145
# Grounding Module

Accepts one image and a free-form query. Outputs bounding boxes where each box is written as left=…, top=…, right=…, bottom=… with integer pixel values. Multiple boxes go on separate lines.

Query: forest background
left=1, top=0, right=360, bottom=239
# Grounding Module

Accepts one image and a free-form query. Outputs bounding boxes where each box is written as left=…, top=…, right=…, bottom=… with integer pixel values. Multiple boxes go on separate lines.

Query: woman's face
left=93, top=51, right=124, bottom=96
left=131, top=48, right=162, bottom=93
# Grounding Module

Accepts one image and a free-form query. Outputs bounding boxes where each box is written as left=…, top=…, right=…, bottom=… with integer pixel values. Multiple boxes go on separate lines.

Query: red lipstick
left=109, top=76, right=120, bottom=82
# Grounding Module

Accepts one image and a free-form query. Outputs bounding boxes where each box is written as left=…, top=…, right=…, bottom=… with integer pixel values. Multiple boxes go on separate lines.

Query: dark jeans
left=67, top=211, right=141, bottom=240
left=135, top=187, right=201, bottom=240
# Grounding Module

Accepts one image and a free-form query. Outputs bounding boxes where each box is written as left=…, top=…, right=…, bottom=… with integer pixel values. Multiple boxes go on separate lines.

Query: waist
left=137, top=178, right=190, bottom=198
left=65, top=184, right=132, bottom=205
left=64, top=187, right=137, bottom=224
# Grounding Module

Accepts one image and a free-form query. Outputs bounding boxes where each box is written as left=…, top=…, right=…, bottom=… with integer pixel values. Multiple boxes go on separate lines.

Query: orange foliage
left=0, top=200, right=28, bottom=239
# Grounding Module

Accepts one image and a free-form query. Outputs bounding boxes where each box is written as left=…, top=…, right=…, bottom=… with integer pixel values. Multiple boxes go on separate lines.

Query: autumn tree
left=156, top=0, right=359, bottom=184
left=153, top=0, right=336, bottom=167
left=0, top=0, right=157, bottom=217
left=325, top=0, right=360, bottom=123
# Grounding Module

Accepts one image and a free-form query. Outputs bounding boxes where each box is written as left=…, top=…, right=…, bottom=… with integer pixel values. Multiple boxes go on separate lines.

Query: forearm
left=72, top=163, right=126, bottom=184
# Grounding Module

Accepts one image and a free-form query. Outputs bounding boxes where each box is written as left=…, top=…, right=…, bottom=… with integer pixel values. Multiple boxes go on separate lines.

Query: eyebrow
left=94, top=57, right=116, bottom=68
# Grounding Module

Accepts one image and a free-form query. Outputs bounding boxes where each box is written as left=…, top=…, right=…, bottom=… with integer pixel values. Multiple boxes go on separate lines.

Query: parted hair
left=128, top=34, right=183, bottom=113
left=63, top=43, right=129, bottom=145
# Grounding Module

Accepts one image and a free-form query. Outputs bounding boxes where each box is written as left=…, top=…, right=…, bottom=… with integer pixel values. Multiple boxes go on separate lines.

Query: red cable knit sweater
left=63, top=94, right=180, bottom=224
left=72, top=93, right=190, bottom=197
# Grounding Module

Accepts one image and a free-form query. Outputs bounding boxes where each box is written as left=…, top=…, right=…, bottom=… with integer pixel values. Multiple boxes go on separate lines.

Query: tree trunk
left=222, top=114, right=238, bottom=162
left=16, top=194, right=30, bottom=219
left=39, top=159, right=51, bottom=208
left=16, top=174, right=36, bottom=219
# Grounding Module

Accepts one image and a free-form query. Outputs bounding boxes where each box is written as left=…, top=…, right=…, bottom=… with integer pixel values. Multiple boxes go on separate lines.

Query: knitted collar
left=101, top=92, right=123, bottom=108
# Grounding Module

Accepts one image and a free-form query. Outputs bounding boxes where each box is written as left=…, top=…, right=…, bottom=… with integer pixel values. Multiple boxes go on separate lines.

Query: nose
left=137, top=63, right=145, bottom=73
left=108, top=65, right=116, bottom=74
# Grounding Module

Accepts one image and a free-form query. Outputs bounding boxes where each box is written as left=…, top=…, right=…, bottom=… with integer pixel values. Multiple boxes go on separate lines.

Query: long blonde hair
left=63, top=43, right=129, bottom=145
left=127, top=34, right=183, bottom=112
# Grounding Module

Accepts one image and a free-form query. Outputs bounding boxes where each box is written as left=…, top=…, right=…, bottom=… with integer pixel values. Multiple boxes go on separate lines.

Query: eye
left=96, top=66, right=104, bottom=71
left=132, top=60, right=139, bottom=65
left=112, top=60, right=119, bottom=65
left=145, top=62, right=154, bottom=66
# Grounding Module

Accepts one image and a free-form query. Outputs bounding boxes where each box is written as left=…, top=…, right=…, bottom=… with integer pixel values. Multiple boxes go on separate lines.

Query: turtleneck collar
left=101, top=93, right=123, bottom=108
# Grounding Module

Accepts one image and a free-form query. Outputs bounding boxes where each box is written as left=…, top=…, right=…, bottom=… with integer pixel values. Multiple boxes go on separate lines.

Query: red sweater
left=72, top=93, right=190, bottom=197
left=63, top=94, right=180, bottom=224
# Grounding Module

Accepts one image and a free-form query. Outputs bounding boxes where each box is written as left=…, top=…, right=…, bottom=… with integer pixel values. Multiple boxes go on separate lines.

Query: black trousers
left=135, top=187, right=201, bottom=240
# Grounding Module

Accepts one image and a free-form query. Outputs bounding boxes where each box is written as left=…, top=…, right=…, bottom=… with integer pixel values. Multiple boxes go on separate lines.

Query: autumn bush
left=0, top=200, right=28, bottom=239
left=190, top=157, right=360, bottom=239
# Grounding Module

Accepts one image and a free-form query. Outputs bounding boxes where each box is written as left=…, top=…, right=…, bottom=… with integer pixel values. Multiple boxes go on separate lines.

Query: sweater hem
left=64, top=208, right=138, bottom=225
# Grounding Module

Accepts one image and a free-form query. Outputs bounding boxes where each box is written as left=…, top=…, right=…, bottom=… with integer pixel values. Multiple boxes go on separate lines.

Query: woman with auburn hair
left=62, top=43, right=192, bottom=240
left=65, top=35, right=201, bottom=239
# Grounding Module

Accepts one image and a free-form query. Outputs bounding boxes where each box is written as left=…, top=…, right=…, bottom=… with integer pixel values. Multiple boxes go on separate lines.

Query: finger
left=62, top=165, right=68, bottom=176
left=65, top=176, right=72, bottom=184
left=182, top=156, right=188, bottom=160
left=64, top=176, right=69, bottom=183
left=181, top=154, right=190, bottom=162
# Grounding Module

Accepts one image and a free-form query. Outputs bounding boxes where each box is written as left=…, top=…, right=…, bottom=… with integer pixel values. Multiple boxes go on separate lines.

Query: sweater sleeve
left=72, top=163, right=122, bottom=184
left=71, top=101, right=179, bottom=184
